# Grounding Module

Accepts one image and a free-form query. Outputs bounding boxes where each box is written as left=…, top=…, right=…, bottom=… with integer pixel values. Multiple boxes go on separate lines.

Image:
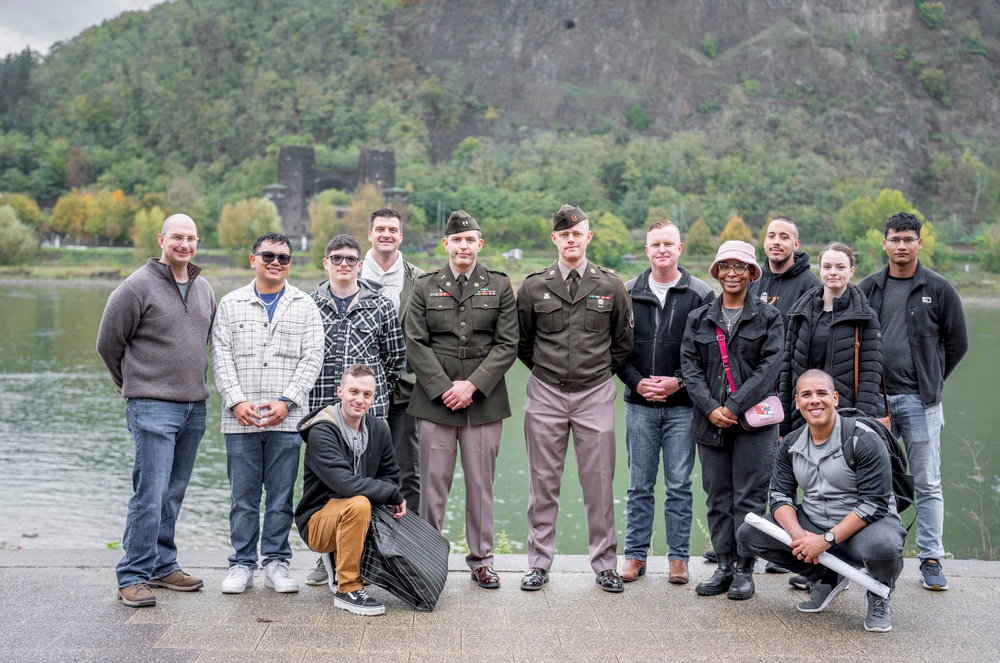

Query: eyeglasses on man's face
left=255, top=251, right=291, bottom=265
left=167, top=234, right=199, bottom=244
left=327, top=254, right=360, bottom=266
left=885, top=236, right=919, bottom=245
left=716, top=262, right=750, bottom=275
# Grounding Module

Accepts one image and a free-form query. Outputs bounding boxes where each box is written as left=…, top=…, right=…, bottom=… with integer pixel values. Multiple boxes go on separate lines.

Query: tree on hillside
left=85, top=189, right=136, bottom=246
left=685, top=218, right=715, bottom=256
left=218, top=198, right=282, bottom=266
left=719, top=214, right=753, bottom=244
left=0, top=205, right=38, bottom=265
left=834, top=189, right=923, bottom=243
left=308, top=197, right=341, bottom=268
left=588, top=211, right=631, bottom=270
left=308, top=182, right=386, bottom=268
left=0, top=192, right=41, bottom=227
left=976, top=221, right=1000, bottom=273
left=50, top=189, right=92, bottom=243
left=132, top=206, right=166, bottom=258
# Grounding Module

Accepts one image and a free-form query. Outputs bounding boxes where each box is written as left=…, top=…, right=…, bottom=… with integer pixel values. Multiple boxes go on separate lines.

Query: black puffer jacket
left=778, top=284, right=882, bottom=435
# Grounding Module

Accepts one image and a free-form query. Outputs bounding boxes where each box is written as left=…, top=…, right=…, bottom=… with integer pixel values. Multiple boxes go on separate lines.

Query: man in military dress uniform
left=405, top=210, right=519, bottom=589
left=516, top=204, right=634, bottom=593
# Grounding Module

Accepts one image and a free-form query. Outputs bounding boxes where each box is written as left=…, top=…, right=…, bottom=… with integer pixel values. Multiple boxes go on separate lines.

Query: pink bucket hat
left=710, top=240, right=762, bottom=282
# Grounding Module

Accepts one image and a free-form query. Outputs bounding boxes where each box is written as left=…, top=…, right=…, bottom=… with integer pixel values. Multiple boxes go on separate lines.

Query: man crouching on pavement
left=736, top=369, right=905, bottom=632
left=294, top=363, right=406, bottom=616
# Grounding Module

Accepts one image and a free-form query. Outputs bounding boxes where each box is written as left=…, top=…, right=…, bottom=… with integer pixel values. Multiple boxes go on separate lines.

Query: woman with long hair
left=778, top=242, right=883, bottom=436
left=681, top=240, right=784, bottom=601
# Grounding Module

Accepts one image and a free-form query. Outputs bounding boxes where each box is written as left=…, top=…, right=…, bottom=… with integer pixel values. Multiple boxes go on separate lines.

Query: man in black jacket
left=859, top=212, right=968, bottom=591
left=295, top=363, right=406, bottom=616
left=616, top=219, right=714, bottom=585
left=749, top=217, right=820, bottom=323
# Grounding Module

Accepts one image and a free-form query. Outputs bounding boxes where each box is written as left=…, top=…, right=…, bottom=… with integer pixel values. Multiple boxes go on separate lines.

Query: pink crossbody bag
left=715, top=325, right=783, bottom=431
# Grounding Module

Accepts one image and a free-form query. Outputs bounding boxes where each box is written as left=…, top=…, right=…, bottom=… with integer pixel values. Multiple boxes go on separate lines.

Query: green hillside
left=2, top=0, right=1000, bottom=258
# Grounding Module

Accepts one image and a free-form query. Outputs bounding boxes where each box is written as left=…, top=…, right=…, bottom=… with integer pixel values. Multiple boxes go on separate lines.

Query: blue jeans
left=117, top=399, right=206, bottom=588
left=887, top=394, right=945, bottom=560
left=225, top=431, right=302, bottom=568
left=624, top=402, right=696, bottom=561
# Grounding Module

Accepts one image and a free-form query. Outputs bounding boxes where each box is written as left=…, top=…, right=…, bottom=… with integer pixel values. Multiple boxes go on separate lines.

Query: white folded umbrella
left=744, top=512, right=891, bottom=599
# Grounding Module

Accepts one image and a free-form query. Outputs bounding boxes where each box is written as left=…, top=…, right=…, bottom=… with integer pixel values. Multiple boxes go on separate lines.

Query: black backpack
left=837, top=407, right=915, bottom=514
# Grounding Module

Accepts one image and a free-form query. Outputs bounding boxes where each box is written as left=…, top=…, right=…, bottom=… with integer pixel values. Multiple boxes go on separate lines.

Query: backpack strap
left=840, top=416, right=859, bottom=471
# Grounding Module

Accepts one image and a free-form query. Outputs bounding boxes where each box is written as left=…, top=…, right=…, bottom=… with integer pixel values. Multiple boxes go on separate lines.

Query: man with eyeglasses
left=211, top=232, right=324, bottom=595
left=308, top=233, right=405, bottom=419
left=98, top=213, right=216, bottom=608
left=859, top=212, right=968, bottom=591
left=405, top=210, right=518, bottom=590
left=516, top=205, right=634, bottom=593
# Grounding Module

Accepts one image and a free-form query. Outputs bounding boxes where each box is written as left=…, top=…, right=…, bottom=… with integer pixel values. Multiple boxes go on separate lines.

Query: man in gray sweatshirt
left=97, top=213, right=216, bottom=608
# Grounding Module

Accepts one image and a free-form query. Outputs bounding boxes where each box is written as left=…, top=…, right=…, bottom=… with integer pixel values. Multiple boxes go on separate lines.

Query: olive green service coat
left=404, top=262, right=519, bottom=426
left=516, top=261, right=634, bottom=391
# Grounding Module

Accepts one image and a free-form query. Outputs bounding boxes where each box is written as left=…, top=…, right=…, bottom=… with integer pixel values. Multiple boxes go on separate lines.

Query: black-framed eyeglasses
left=255, top=251, right=291, bottom=265
left=716, top=262, right=750, bottom=275
left=327, top=255, right=360, bottom=266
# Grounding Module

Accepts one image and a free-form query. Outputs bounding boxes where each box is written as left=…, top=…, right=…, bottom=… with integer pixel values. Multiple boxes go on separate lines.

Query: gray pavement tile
left=504, top=605, right=601, bottom=630
left=0, top=648, right=200, bottom=663
left=359, top=625, right=462, bottom=653
left=304, top=654, right=407, bottom=663
left=154, top=623, right=269, bottom=651
left=718, top=656, right=823, bottom=663
left=512, top=654, right=618, bottom=663
left=196, top=653, right=306, bottom=663
left=654, top=629, right=757, bottom=657
left=55, top=622, right=171, bottom=649
left=413, top=603, right=506, bottom=627
left=555, top=627, right=664, bottom=657
left=745, top=624, right=855, bottom=656
left=461, top=626, right=561, bottom=655
left=412, top=655, right=515, bottom=663
left=316, top=603, right=416, bottom=627
left=255, top=624, right=364, bottom=652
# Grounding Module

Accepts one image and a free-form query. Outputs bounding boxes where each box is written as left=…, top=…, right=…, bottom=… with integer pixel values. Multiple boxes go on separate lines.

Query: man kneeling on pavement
left=294, top=363, right=406, bottom=616
left=736, top=369, right=906, bottom=632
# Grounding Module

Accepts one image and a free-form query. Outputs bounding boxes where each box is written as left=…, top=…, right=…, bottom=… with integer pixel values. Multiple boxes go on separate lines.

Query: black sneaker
left=334, top=588, right=385, bottom=616
left=788, top=574, right=809, bottom=590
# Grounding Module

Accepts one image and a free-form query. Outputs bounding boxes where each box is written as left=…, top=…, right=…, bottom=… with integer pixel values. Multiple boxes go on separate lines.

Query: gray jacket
left=771, top=415, right=896, bottom=529
left=97, top=258, right=216, bottom=402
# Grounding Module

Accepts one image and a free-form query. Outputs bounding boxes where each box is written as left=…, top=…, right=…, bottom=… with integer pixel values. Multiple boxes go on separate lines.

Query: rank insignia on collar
left=543, top=292, right=550, bottom=299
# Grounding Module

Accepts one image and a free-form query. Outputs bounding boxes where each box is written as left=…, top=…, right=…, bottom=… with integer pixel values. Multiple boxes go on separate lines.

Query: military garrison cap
left=552, top=204, right=587, bottom=231
left=445, top=210, right=481, bottom=235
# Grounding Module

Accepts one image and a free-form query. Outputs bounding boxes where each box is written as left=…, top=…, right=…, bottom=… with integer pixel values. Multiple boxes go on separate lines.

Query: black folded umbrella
left=360, top=505, right=449, bottom=612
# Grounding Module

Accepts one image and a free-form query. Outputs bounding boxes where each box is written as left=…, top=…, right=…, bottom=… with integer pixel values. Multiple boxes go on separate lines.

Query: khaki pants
left=307, top=495, right=370, bottom=593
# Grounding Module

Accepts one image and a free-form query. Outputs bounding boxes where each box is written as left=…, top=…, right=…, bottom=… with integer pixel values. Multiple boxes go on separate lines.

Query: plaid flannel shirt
left=308, top=279, right=406, bottom=418
left=211, top=281, right=324, bottom=434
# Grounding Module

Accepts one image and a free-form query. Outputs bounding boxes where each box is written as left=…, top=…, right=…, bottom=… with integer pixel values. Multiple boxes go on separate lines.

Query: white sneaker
left=221, top=565, right=255, bottom=594
left=264, top=560, right=299, bottom=593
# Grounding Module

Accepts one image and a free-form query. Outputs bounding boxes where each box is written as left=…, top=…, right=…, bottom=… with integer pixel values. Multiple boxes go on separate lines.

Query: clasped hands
left=232, top=400, right=290, bottom=428
left=442, top=380, right=477, bottom=411
left=636, top=376, right=682, bottom=402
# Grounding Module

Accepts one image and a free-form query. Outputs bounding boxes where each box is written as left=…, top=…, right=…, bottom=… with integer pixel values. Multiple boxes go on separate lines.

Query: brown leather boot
left=668, top=559, right=689, bottom=584
left=620, top=558, right=647, bottom=582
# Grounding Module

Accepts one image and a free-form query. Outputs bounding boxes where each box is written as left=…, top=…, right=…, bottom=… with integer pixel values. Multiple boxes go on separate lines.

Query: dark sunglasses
left=327, top=255, right=360, bottom=266
left=255, top=251, right=291, bottom=265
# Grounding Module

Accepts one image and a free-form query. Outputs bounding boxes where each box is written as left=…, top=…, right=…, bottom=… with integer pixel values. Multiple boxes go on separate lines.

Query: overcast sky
left=0, top=0, right=163, bottom=57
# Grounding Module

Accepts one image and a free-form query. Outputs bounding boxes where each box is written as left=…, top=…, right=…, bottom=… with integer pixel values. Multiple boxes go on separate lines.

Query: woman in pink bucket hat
left=680, top=240, right=784, bottom=601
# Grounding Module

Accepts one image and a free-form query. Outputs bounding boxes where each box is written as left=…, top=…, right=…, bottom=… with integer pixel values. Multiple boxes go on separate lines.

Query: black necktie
left=457, top=273, right=467, bottom=295
left=567, top=270, right=579, bottom=299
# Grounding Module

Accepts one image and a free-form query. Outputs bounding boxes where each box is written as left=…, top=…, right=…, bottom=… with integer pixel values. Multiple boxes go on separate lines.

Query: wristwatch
left=823, top=531, right=837, bottom=548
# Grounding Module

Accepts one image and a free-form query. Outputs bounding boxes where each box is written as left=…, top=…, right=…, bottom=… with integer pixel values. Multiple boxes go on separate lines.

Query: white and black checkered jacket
left=308, top=279, right=406, bottom=417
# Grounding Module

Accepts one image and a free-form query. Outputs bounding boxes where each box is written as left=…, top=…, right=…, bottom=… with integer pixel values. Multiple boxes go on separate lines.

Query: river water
left=1, top=284, right=996, bottom=559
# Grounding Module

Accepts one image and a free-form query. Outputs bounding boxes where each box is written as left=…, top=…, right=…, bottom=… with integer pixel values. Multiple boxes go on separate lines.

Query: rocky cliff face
left=396, top=0, right=1000, bottom=188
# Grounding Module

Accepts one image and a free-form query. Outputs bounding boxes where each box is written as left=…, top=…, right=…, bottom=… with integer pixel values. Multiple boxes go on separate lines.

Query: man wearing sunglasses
left=405, top=210, right=518, bottom=590
left=308, top=234, right=405, bottom=421
left=211, top=232, right=324, bottom=595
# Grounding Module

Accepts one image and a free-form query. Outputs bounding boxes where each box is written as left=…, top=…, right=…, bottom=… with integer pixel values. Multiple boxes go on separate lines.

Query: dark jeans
left=388, top=398, right=420, bottom=516
left=736, top=511, right=906, bottom=587
left=698, top=427, right=775, bottom=558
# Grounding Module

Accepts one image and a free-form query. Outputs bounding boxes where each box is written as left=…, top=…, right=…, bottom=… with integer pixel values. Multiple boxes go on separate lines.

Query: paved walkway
left=1, top=550, right=997, bottom=662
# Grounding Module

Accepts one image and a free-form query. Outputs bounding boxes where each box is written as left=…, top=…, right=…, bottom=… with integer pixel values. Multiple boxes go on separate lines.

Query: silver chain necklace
left=722, top=307, right=742, bottom=334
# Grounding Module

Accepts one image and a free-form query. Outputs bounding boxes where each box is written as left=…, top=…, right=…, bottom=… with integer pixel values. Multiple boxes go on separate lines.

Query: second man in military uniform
left=405, top=210, right=519, bottom=589
left=516, top=204, right=634, bottom=593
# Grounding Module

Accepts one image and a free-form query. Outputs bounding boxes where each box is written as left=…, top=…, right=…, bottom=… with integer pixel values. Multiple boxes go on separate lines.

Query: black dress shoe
left=596, top=569, right=624, bottom=593
left=520, top=567, right=549, bottom=591
left=471, top=565, right=500, bottom=589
